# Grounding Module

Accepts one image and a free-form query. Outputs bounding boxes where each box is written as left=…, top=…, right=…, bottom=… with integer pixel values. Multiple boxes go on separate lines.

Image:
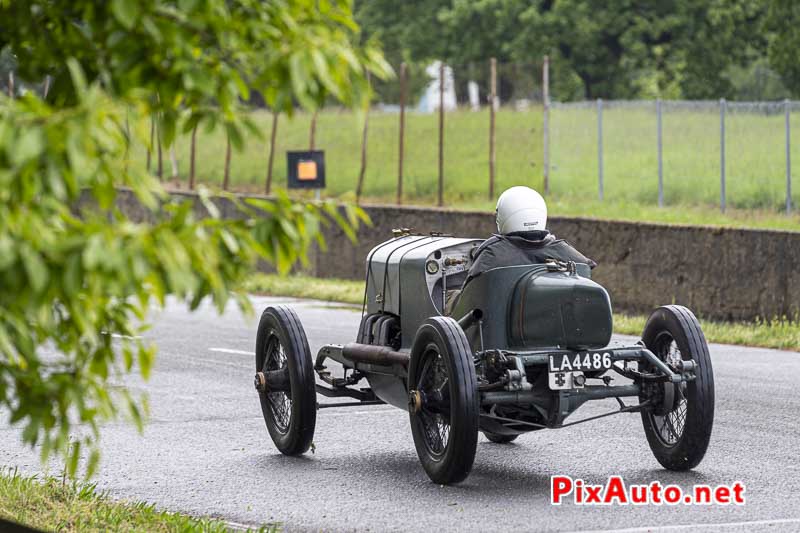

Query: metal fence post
left=543, top=55, right=550, bottom=196
left=397, top=62, right=407, bottom=205
left=720, top=98, right=726, bottom=213
left=786, top=99, right=792, bottom=215
left=597, top=98, right=604, bottom=201
left=489, top=57, right=497, bottom=200
left=438, top=61, right=445, bottom=207
left=657, top=98, right=663, bottom=207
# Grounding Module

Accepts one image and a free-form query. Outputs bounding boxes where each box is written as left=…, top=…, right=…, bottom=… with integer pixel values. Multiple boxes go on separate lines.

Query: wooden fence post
left=356, top=106, right=370, bottom=203
left=156, top=116, right=163, bottom=181
left=309, top=110, right=318, bottom=151
left=355, top=74, right=371, bottom=203
left=7, top=71, right=13, bottom=98
left=397, top=62, right=407, bottom=205
left=489, top=57, right=497, bottom=200
left=147, top=115, right=154, bottom=172
left=223, top=134, right=231, bottom=190
left=438, top=61, right=445, bottom=207
left=265, top=111, right=279, bottom=195
left=189, top=125, right=197, bottom=190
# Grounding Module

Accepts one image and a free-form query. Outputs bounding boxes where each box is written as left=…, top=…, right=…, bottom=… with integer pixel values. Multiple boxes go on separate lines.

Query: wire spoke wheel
left=262, top=335, right=292, bottom=434
left=649, top=337, right=688, bottom=446
left=408, top=317, right=478, bottom=485
left=255, top=306, right=316, bottom=456
left=416, top=348, right=451, bottom=456
left=640, top=306, right=715, bottom=471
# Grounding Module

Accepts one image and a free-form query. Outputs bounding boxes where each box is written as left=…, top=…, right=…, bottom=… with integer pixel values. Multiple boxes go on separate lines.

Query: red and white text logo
left=551, top=475, right=745, bottom=506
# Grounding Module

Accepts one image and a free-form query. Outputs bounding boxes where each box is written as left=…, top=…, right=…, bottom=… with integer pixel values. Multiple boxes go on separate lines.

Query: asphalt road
left=1, top=296, right=799, bottom=532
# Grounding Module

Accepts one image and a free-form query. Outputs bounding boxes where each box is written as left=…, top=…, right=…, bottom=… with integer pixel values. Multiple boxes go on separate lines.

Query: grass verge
left=245, top=273, right=800, bottom=352
left=0, top=468, right=272, bottom=533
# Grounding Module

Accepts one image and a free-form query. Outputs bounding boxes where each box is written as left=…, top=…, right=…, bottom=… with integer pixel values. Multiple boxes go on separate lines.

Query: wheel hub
left=655, top=381, right=676, bottom=416
left=408, top=389, right=425, bottom=415
left=254, top=372, right=267, bottom=392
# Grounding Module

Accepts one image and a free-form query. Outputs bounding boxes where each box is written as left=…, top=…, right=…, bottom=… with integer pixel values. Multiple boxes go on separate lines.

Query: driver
left=465, top=186, right=596, bottom=284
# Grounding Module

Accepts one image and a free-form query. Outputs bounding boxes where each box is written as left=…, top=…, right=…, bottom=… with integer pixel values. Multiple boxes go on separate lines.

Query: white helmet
left=495, top=186, right=547, bottom=234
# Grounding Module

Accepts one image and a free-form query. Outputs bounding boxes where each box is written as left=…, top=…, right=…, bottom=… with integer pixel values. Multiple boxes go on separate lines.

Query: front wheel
left=255, top=306, right=317, bottom=456
left=640, top=305, right=714, bottom=471
left=408, top=317, right=479, bottom=484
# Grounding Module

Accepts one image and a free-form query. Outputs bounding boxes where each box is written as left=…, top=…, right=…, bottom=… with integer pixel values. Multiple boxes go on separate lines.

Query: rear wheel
left=640, top=305, right=714, bottom=471
left=408, top=317, right=479, bottom=484
left=255, top=306, right=316, bottom=456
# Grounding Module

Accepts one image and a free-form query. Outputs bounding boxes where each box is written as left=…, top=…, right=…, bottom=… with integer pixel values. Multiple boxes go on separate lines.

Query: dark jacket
left=465, top=230, right=596, bottom=284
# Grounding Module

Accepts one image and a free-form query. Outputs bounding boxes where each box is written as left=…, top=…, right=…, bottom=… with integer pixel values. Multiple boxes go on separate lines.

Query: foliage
left=0, top=0, right=385, bottom=477
left=766, top=0, right=800, bottom=98
left=1, top=0, right=392, bottom=140
left=356, top=0, right=783, bottom=101
left=0, top=467, right=276, bottom=532
left=353, top=0, right=443, bottom=103
left=247, top=274, right=800, bottom=352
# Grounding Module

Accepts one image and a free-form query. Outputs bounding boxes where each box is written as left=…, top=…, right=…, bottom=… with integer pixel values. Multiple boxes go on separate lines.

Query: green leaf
left=111, top=0, right=140, bottom=30
left=82, top=235, right=105, bottom=270
left=19, top=245, right=48, bottom=293
left=137, top=344, right=154, bottom=380
left=0, top=235, right=16, bottom=270
left=11, top=129, right=44, bottom=166
left=86, top=448, right=101, bottom=479
left=67, top=440, right=82, bottom=478
left=65, top=58, right=88, bottom=97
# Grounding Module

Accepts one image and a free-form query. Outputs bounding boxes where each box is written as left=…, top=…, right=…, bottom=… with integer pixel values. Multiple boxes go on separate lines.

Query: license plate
left=549, top=352, right=612, bottom=373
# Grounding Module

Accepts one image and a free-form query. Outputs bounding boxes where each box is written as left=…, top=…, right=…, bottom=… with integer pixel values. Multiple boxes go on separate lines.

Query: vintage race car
left=253, top=232, right=714, bottom=484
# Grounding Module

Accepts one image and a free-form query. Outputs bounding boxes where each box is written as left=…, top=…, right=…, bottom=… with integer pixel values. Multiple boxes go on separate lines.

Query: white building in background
left=467, top=81, right=480, bottom=111
left=418, top=61, right=457, bottom=113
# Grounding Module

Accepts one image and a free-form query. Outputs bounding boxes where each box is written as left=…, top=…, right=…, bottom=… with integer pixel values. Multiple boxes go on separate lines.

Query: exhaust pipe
left=342, top=342, right=409, bottom=366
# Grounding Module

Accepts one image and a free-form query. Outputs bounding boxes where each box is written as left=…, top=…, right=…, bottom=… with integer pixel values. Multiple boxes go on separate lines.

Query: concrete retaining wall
left=114, top=189, right=800, bottom=321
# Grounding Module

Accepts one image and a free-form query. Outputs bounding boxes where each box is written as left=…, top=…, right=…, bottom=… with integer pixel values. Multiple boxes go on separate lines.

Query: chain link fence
left=9, top=57, right=798, bottom=215
left=547, top=99, right=799, bottom=213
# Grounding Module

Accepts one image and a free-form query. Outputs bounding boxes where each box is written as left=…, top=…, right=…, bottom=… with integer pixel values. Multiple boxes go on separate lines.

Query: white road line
left=575, top=517, right=800, bottom=533
left=209, top=347, right=253, bottom=356
left=323, top=408, right=397, bottom=417
left=223, top=519, right=262, bottom=531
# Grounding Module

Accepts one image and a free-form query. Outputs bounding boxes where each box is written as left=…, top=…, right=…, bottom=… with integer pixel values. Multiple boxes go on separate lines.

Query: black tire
left=640, top=305, right=714, bottom=471
left=408, top=317, right=479, bottom=484
left=256, top=306, right=316, bottom=456
left=483, top=432, right=518, bottom=444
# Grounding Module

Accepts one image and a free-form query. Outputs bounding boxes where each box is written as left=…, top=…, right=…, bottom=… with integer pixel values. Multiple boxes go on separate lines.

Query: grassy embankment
left=133, top=107, right=800, bottom=231
left=0, top=468, right=272, bottom=532
left=244, top=274, right=800, bottom=352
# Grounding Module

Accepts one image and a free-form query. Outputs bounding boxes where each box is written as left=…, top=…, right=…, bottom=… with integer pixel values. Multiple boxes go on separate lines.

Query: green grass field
left=142, top=108, right=542, bottom=203
left=135, top=105, right=800, bottom=230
